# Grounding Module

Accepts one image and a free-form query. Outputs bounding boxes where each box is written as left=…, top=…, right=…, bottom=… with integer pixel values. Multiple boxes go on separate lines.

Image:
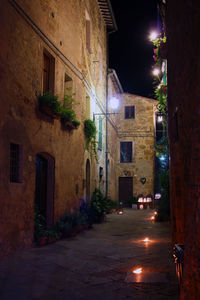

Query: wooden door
left=35, top=154, right=54, bottom=229
left=118, top=177, right=133, bottom=207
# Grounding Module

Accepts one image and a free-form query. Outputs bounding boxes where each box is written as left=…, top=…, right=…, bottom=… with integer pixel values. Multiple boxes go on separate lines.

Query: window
left=10, top=143, right=22, bottom=183
left=43, top=50, right=55, bottom=93
left=98, top=116, right=102, bottom=151
left=120, top=142, right=132, bottom=163
left=85, top=12, right=91, bottom=53
left=125, top=106, right=135, bottom=119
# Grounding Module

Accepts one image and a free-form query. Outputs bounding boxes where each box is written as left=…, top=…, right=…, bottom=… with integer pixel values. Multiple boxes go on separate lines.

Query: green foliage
left=59, top=88, right=80, bottom=127
left=155, top=85, right=167, bottom=114
left=39, top=89, right=80, bottom=128
left=90, top=188, right=113, bottom=222
left=155, top=135, right=168, bottom=157
left=128, top=196, right=137, bottom=207
left=34, top=204, right=59, bottom=242
left=156, top=170, right=170, bottom=221
left=72, top=120, right=81, bottom=127
left=38, top=92, right=60, bottom=114
left=84, top=119, right=98, bottom=159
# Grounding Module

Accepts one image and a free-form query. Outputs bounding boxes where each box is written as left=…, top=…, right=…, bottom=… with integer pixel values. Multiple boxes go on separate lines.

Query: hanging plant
left=84, top=119, right=98, bottom=160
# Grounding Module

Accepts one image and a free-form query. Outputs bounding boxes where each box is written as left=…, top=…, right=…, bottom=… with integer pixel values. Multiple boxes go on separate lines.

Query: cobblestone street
left=0, top=209, right=179, bottom=300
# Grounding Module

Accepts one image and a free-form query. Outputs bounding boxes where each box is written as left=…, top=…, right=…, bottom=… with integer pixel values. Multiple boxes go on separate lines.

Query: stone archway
left=35, top=153, right=55, bottom=229
left=86, top=159, right=90, bottom=202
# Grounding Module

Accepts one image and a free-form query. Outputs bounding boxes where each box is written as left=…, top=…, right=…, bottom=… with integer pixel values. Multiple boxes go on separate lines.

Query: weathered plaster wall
left=0, top=0, right=107, bottom=257
left=166, top=1, right=200, bottom=298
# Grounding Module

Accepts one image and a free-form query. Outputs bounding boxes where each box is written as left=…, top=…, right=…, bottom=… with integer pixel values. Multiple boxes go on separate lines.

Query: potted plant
left=128, top=196, right=137, bottom=209
left=60, top=88, right=80, bottom=130
left=84, top=119, right=97, bottom=159
left=38, top=92, right=60, bottom=118
left=37, top=230, right=49, bottom=246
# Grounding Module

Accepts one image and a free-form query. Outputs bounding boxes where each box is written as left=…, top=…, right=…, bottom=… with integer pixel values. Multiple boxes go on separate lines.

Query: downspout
left=105, top=27, right=117, bottom=197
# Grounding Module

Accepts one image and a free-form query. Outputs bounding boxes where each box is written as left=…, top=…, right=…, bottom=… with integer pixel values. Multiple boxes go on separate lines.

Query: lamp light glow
left=151, top=216, right=155, bottom=220
left=157, top=115, right=163, bottom=122
left=133, top=268, right=142, bottom=274
left=143, top=237, right=150, bottom=242
left=159, top=155, right=165, bottom=161
left=109, top=97, right=119, bottom=110
left=149, top=31, right=158, bottom=41
left=153, top=68, right=160, bottom=76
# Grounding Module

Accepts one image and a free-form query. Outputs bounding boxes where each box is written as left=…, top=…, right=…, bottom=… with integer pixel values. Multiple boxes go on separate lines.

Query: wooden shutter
left=43, top=53, right=50, bottom=93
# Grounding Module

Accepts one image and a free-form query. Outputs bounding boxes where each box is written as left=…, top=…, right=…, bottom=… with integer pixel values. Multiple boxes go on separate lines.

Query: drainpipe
left=105, top=29, right=117, bottom=198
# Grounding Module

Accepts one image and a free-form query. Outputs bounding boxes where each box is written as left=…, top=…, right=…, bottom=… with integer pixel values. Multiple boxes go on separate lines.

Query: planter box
left=61, top=118, right=79, bottom=130
left=37, top=236, right=48, bottom=246
left=39, top=103, right=60, bottom=119
left=132, top=204, right=137, bottom=210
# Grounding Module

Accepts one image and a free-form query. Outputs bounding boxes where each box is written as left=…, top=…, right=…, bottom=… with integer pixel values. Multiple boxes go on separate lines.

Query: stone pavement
left=0, top=209, right=179, bottom=300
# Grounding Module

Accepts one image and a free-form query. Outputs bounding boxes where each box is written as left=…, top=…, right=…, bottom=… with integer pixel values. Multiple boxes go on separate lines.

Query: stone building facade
left=166, top=1, right=200, bottom=298
left=0, top=0, right=116, bottom=257
left=116, top=94, right=157, bottom=206
left=107, top=71, right=157, bottom=206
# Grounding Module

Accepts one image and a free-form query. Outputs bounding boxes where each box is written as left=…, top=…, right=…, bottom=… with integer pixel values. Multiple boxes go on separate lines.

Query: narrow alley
left=0, top=210, right=178, bottom=300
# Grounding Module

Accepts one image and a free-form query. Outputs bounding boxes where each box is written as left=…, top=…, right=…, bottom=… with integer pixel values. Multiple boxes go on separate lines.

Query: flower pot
left=132, top=204, right=137, bottom=210
left=48, top=237, right=57, bottom=244
left=37, top=236, right=48, bottom=246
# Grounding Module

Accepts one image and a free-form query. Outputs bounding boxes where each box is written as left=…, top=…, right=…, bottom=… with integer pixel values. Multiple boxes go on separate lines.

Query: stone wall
left=0, top=0, right=108, bottom=257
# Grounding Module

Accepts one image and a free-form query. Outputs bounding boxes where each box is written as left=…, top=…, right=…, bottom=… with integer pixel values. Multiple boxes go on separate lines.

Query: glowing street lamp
left=109, top=97, right=119, bottom=110
left=149, top=31, right=158, bottom=41
left=153, top=68, right=160, bottom=76
left=157, top=111, right=164, bottom=123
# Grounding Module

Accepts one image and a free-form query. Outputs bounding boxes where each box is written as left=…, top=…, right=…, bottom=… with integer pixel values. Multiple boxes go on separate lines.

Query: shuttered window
left=120, top=142, right=132, bottom=163
left=86, top=20, right=91, bottom=53
left=125, top=106, right=135, bottom=119
left=43, top=51, right=55, bottom=93
left=98, top=116, right=102, bottom=151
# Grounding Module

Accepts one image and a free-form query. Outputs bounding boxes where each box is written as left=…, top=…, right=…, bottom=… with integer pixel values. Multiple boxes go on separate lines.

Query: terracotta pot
left=48, top=237, right=57, bottom=244
left=37, top=236, right=48, bottom=246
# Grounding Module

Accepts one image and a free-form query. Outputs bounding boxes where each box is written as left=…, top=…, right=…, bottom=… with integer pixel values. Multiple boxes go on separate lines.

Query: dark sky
left=109, top=0, right=159, bottom=98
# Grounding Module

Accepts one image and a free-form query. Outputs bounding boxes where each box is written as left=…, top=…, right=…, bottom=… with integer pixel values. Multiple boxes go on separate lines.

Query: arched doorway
left=86, top=159, right=90, bottom=202
left=35, top=153, right=55, bottom=229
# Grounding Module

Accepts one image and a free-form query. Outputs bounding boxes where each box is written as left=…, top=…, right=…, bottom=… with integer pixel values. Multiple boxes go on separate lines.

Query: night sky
left=109, top=0, right=159, bottom=98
